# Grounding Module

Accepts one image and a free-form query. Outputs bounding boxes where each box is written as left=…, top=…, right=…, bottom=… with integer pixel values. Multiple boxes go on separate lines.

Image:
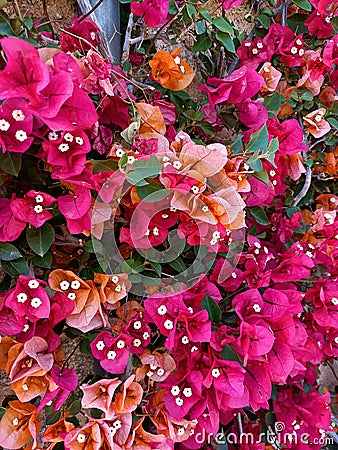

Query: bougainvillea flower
left=42, top=412, right=75, bottom=446
left=198, top=66, right=265, bottom=108
left=37, top=366, right=78, bottom=412
left=41, top=129, right=91, bottom=179
left=114, top=375, right=143, bottom=414
left=60, top=17, right=100, bottom=52
left=58, top=186, right=92, bottom=235
left=0, top=37, right=49, bottom=101
left=81, top=378, right=121, bottom=419
left=131, top=0, right=169, bottom=28
left=267, top=117, right=307, bottom=155
left=91, top=331, right=130, bottom=374
left=48, top=270, right=106, bottom=332
left=218, top=0, right=244, bottom=9
left=303, top=108, right=331, bottom=138
left=0, top=99, right=33, bottom=153
left=7, top=337, right=54, bottom=383
left=149, top=48, right=195, bottom=91
left=237, top=100, right=268, bottom=129
left=94, top=273, right=131, bottom=309
left=10, top=190, right=56, bottom=228
left=0, top=400, right=41, bottom=450
left=304, top=10, right=334, bottom=39
left=237, top=38, right=274, bottom=68
left=258, top=63, right=282, bottom=93
left=0, top=198, right=26, bottom=242
left=63, top=420, right=114, bottom=450
left=138, top=350, right=176, bottom=382
left=4, top=275, right=50, bottom=322
left=279, top=35, right=306, bottom=67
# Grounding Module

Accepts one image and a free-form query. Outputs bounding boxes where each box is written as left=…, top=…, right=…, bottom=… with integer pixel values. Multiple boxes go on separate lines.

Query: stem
left=78, top=0, right=105, bottom=23
left=122, top=13, right=134, bottom=64
left=281, top=0, right=289, bottom=26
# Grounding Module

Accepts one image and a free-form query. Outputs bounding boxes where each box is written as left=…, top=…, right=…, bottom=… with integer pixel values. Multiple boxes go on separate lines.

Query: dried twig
left=122, top=13, right=134, bottom=64
left=281, top=0, right=290, bottom=26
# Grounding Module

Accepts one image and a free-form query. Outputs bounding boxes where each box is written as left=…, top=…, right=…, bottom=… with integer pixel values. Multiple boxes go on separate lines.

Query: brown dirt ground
left=4, top=0, right=78, bottom=30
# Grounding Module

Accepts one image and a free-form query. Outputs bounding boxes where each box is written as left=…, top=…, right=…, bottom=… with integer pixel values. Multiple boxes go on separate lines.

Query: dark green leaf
left=26, top=223, right=55, bottom=257
left=192, top=33, right=212, bottom=52
left=199, top=121, right=215, bottom=135
left=293, top=0, right=312, bottom=11
left=0, top=243, right=22, bottom=261
left=186, top=4, right=196, bottom=18
left=254, top=169, right=270, bottom=185
left=221, top=344, right=242, bottom=364
left=198, top=7, right=212, bottom=22
left=136, top=185, right=171, bottom=202
left=264, top=92, right=282, bottom=113
left=0, top=152, right=22, bottom=176
left=2, top=258, right=29, bottom=276
left=91, top=159, right=118, bottom=174
left=126, top=156, right=162, bottom=186
left=257, top=14, right=270, bottom=28
left=230, top=135, right=243, bottom=154
left=201, top=295, right=222, bottom=322
left=250, top=206, right=269, bottom=225
left=32, top=252, right=53, bottom=268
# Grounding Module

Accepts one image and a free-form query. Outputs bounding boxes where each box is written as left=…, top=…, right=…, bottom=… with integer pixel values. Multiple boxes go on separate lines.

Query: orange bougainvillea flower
left=113, top=375, right=143, bottom=414
left=0, top=400, right=41, bottom=450
left=149, top=47, right=195, bottom=91
left=42, top=412, right=75, bottom=446
left=303, top=108, right=331, bottom=138
left=136, top=102, right=166, bottom=136
left=93, top=273, right=131, bottom=309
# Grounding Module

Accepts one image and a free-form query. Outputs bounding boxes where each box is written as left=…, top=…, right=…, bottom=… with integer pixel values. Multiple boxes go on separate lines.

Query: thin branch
left=281, top=0, right=290, bottom=27
left=292, top=166, right=312, bottom=206
left=78, top=0, right=105, bottom=23
left=122, top=13, right=134, bottom=64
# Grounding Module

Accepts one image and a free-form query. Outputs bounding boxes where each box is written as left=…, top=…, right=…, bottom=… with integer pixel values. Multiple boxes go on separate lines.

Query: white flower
left=157, top=305, right=167, bottom=315
left=34, top=205, right=43, bottom=214
left=116, top=340, right=125, bottom=349
left=171, top=385, right=180, bottom=396
left=70, top=280, right=81, bottom=290
left=31, top=297, right=42, bottom=308
left=96, top=340, right=105, bottom=351
left=12, top=110, right=25, bottom=121
left=28, top=279, right=39, bottom=289
left=60, top=280, right=70, bottom=291
left=164, top=319, right=174, bottom=330
left=107, top=350, right=117, bottom=360
left=212, top=368, right=221, bottom=378
left=0, top=119, right=10, bottom=131
left=17, top=292, right=28, bottom=303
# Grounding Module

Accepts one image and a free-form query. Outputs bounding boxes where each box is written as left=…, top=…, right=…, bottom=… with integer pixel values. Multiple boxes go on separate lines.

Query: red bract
left=10, top=190, right=56, bottom=228
left=131, top=0, right=170, bottom=28
left=0, top=99, right=33, bottom=153
left=58, top=186, right=91, bottom=234
left=41, top=129, right=90, bottom=179
left=305, top=10, right=334, bottom=38
left=198, top=66, right=265, bottom=108
left=4, top=276, right=50, bottom=323
left=91, top=331, right=130, bottom=374
left=0, top=198, right=26, bottom=242
left=60, top=17, right=100, bottom=52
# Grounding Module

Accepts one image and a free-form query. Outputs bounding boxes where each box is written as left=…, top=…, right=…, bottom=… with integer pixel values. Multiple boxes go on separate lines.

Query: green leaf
left=2, top=258, right=29, bottom=276
left=136, top=185, right=171, bottom=202
left=0, top=243, right=22, bottom=261
left=263, top=137, right=279, bottom=167
left=213, top=17, right=234, bottom=35
left=327, top=117, right=338, bottom=130
left=0, top=152, right=22, bottom=176
left=126, top=156, right=162, bottom=186
left=250, top=206, right=269, bottom=225
left=221, top=344, right=242, bottom=364
left=257, top=14, right=270, bottom=29
left=32, top=252, right=53, bottom=268
left=201, top=295, right=222, bottom=322
left=246, top=124, right=269, bottom=153
left=168, top=0, right=178, bottom=14
left=186, top=4, right=196, bottom=18
left=26, top=223, right=55, bottom=257
left=195, top=20, right=206, bottom=35
left=216, top=32, right=236, bottom=52
left=192, top=33, right=212, bottom=52
left=199, top=121, right=215, bottom=136
left=254, top=169, right=270, bottom=185
left=0, top=407, right=6, bottom=420
left=91, top=159, right=118, bottom=174
left=230, top=135, right=243, bottom=154
left=198, top=7, right=212, bottom=22
left=168, top=257, right=187, bottom=273
left=293, top=0, right=312, bottom=11
left=264, top=92, right=282, bottom=113
left=246, top=151, right=263, bottom=172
